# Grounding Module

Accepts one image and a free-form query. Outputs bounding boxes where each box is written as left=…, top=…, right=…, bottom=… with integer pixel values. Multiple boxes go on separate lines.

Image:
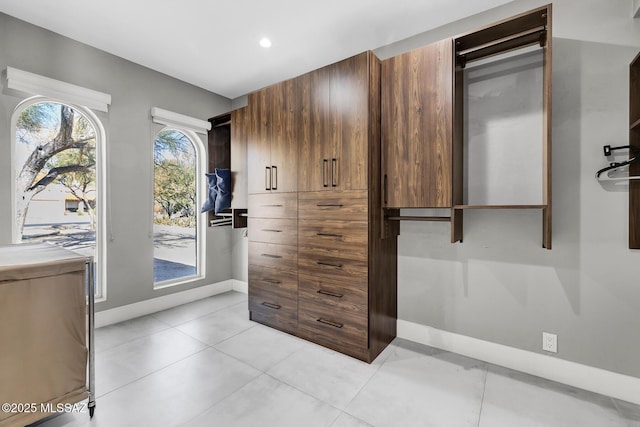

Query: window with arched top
left=13, top=98, right=105, bottom=297
left=153, top=129, right=201, bottom=285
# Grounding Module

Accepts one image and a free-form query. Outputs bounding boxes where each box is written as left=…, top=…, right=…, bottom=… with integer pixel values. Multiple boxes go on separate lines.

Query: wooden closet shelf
left=631, top=117, right=640, bottom=131
left=453, top=204, right=546, bottom=210
left=387, top=216, right=451, bottom=222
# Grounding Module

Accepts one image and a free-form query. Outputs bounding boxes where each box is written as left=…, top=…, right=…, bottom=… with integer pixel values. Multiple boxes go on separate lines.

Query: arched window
left=13, top=98, right=106, bottom=297
left=153, top=129, right=202, bottom=285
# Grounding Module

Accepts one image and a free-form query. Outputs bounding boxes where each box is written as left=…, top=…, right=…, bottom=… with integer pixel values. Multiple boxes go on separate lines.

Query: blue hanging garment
left=214, top=168, right=232, bottom=214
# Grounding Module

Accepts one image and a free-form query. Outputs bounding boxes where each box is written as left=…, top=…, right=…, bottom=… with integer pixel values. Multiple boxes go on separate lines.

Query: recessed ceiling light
left=259, top=38, right=272, bottom=48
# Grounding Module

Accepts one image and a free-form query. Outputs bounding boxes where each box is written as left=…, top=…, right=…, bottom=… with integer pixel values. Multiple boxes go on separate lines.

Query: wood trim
left=542, top=4, right=553, bottom=249
left=454, top=204, right=546, bottom=210
left=630, top=52, right=640, bottom=249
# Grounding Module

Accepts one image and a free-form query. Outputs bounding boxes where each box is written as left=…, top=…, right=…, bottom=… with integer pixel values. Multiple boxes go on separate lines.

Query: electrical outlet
left=542, top=332, right=557, bottom=353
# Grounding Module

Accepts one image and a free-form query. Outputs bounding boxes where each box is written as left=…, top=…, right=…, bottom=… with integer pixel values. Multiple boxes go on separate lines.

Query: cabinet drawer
left=249, top=192, right=298, bottom=219
left=249, top=265, right=297, bottom=297
left=298, top=191, right=368, bottom=221
left=299, top=274, right=367, bottom=316
left=298, top=220, right=367, bottom=253
left=249, top=287, right=298, bottom=333
left=249, top=242, right=297, bottom=272
left=249, top=218, right=297, bottom=245
left=298, top=246, right=367, bottom=283
left=298, top=302, right=368, bottom=355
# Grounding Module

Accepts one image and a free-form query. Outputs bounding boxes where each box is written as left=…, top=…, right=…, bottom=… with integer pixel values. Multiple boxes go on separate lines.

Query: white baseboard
left=397, top=320, right=640, bottom=405
left=232, top=279, right=248, bottom=294
left=95, top=279, right=235, bottom=328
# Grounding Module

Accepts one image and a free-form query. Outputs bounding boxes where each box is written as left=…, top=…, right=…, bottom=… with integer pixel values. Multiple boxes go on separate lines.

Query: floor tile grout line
left=263, top=371, right=348, bottom=413
left=339, top=348, right=389, bottom=419
left=476, top=364, right=490, bottom=427
left=95, top=324, right=184, bottom=355
left=149, top=295, right=248, bottom=328
left=94, top=346, right=211, bottom=400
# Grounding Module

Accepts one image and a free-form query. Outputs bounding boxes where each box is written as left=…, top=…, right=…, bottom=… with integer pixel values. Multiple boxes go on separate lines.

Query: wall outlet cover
left=543, top=332, right=558, bottom=353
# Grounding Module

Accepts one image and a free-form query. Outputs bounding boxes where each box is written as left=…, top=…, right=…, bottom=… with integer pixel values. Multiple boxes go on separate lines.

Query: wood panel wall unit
left=247, top=51, right=398, bottom=363
left=381, top=38, right=453, bottom=210
left=451, top=4, right=553, bottom=249
left=207, top=113, right=231, bottom=226
left=630, top=51, right=640, bottom=249
left=247, top=80, right=297, bottom=195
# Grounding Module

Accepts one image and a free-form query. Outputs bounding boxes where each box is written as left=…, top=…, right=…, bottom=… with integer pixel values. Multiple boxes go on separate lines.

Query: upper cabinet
left=247, top=80, right=297, bottom=194
left=298, top=53, right=370, bottom=192
left=381, top=39, right=453, bottom=208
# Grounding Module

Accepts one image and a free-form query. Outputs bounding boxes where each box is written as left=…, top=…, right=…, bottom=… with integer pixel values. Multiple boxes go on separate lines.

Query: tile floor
left=30, top=291, right=640, bottom=427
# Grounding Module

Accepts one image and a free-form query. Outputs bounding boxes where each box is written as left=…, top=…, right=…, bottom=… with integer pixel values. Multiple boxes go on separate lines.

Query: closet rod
left=456, top=26, right=546, bottom=64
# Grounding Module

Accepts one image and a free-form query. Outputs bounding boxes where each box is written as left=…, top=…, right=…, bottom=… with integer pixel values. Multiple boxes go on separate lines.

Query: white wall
left=374, top=0, right=640, bottom=378
left=0, top=13, right=233, bottom=311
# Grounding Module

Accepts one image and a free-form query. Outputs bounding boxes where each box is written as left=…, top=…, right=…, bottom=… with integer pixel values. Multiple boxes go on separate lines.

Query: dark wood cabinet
left=298, top=53, right=369, bottom=192
left=247, top=51, right=398, bottom=363
left=381, top=39, right=453, bottom=208
left=247, top=80, right=297, bottom=194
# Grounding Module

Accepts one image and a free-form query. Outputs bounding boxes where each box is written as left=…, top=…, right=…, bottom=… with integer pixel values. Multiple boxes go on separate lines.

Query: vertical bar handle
left=331, top=158, right=337, bottom=187
left=384, top=174, right=388, bottom=205
left=265, top=166, right=271, bottom=191
left=322, top=159, right=328, bottom=187
left=271, top=165, right=278, bottom=190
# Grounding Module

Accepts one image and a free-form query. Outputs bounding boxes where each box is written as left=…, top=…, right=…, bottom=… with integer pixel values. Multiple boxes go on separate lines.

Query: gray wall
left=374, top=0, right=640, bottom=378
left=0, top=13, right=233, bottom=311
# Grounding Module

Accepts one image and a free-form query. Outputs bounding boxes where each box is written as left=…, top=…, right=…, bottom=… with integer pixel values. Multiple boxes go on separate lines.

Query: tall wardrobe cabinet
left=247, top=51, right=398, bottom=363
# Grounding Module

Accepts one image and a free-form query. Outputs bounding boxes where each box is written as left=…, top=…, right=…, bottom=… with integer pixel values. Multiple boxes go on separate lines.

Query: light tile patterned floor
left=30, top=291, right=640, bottom=427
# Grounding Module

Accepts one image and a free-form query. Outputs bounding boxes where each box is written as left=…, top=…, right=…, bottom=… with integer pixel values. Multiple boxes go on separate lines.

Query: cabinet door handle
left=265, top=167, right=271, bottom=191
left=331, top=158, right=337, bottom=187
left=262, top=229, right=283, bottom=233
left=261, top=302, right=281, bottom=310
left=271, top=165, right=277, bottom=190
left=261, top=254, right=282, bottom=259
left=317, top=261, right=343, bottom=268
left=317, top=318, right=343, bottom=328
left=317, top=289, right=344, bottom=298
left=262, top=279, right=282, bottom=284
left=316, top=233, right=343, bottom=238
left=384, top=174, right=388, bottom=205
left=322, top=159, right=328, bottom=187
left=316, top=204, right=344, bottom=208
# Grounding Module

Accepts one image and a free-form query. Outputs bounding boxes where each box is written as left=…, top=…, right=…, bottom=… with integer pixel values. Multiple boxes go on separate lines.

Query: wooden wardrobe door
left=247, top=90, right=271, bottom=194
left=268, top=80, right=298, bottom=193
left=297, top=67, right=332, bottom=192
left=381, top=39, right=453, bottom=208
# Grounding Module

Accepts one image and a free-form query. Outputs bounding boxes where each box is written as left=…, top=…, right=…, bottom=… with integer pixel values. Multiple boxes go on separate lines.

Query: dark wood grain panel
left=297, top=67, right=332, bottom=192
left=249, top=218, right=297, bottom=245
left=298, top=220, right=367, bottom=254
left=249, top=287, right=298, bottom=333
left=249, top=241, right=297, bottom=272
left=630, top=53, right=640, bottom=249
left=247, top=90, right=271, bottom=194
left=542, top=9, right=553, bottom=249
left=249, top=265, right=298, bottom=295
left=298, top=246, right=367, bottom=283
left=231, top=107, right=248, bottom=209
left=298, top=190, right=368, bottom=221
left=298, top=301, right=368, bottom=359
left=331, top=52, right=369, bottom=191
left=248, top=193, right=297, bottom=219
left=299, top=274, right=368, bottom=316
left=382, top=38, right=453, bottom=208
left=268, top=79, right=298, bottom=193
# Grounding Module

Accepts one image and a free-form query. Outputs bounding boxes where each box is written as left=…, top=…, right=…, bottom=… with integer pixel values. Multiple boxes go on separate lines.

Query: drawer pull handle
left=316, top=233, right=343, bottom=238
left=262, top=204, right=283, bottom=207
left=261, top=302, right=281, bottom=310
left=317, top=289, right=343, bottom=298
left=261, top=254, right=283, bottom=259
left=262, top=229, right=283, bottom=233
left=263, top=279, right=282, bottom=284
left=316, top=204, right=344, bottom=208
left=317, top=261, right=343, bottom=268
left=317, top=318, right=343, bottom=328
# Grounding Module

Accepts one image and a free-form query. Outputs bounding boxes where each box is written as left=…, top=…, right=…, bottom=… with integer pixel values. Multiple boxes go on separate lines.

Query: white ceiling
left=0, top=0, right=514, bottom=99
